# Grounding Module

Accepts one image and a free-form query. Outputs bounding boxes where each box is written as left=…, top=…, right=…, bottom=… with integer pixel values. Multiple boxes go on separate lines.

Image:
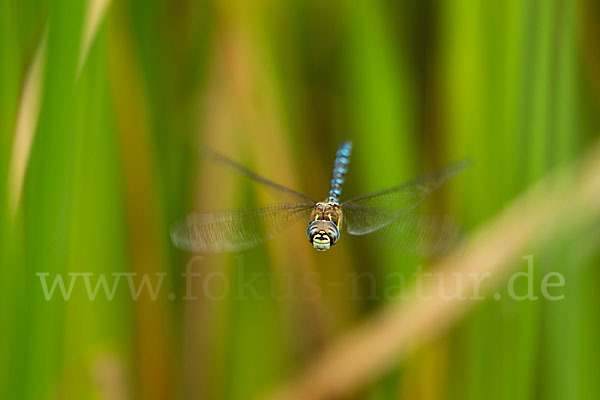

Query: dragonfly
left=171, top=141, right=469, bottom=254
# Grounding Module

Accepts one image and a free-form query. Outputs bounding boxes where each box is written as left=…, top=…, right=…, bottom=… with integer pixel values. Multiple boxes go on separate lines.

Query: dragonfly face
left=307, top=202, right=343, bottom=251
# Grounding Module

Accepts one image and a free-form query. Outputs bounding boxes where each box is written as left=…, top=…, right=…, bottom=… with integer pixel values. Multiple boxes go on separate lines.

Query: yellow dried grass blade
left=76, top=0, right=112, bottom=81
left=7, top=30, right=47, bottom=221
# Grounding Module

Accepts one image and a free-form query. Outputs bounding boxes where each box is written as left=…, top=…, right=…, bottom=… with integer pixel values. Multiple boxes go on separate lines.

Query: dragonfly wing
left=342, top=160, right=469, bottom=235
left=202, top=148, right=315, bottom=203
left=377, top=214, right=464, bottom=256
left=341, top=203, right=395, bottom=235
left=171, top=203, right=314, bottom=253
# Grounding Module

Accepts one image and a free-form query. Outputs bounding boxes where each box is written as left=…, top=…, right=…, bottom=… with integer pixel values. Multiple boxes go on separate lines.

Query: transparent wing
left=202, top=147, right=315, bottom=203
left=342, top=160, right=470, bottom=235
left=171, top=203, right=314, bottom=253
left=376, top=214, right=464, bottom=256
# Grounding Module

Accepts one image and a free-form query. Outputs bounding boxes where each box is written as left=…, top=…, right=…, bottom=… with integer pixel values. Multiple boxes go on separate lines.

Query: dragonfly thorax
left=307, top=202, right=343, bottom=251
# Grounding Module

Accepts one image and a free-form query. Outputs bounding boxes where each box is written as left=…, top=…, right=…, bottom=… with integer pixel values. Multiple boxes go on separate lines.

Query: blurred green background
left=2, top=0, right=600, bottom=399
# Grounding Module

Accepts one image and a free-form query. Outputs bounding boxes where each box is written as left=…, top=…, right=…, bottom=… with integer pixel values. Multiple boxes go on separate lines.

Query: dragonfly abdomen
left=327, top=141, right=353, bottom=203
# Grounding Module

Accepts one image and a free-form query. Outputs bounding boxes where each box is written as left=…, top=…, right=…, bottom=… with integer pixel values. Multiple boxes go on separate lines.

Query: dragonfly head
left=307, top=220, right=340, bottom=251
left=307, top=202, right=343, bottom=251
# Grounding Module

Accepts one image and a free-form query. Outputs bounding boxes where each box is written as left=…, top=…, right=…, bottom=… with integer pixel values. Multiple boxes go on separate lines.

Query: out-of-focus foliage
left=1, top=0, right=599, bottom=399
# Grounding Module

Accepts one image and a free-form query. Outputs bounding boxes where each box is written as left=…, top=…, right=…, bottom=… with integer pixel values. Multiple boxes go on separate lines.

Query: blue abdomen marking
left=327, top=141, right=353, bottom=203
